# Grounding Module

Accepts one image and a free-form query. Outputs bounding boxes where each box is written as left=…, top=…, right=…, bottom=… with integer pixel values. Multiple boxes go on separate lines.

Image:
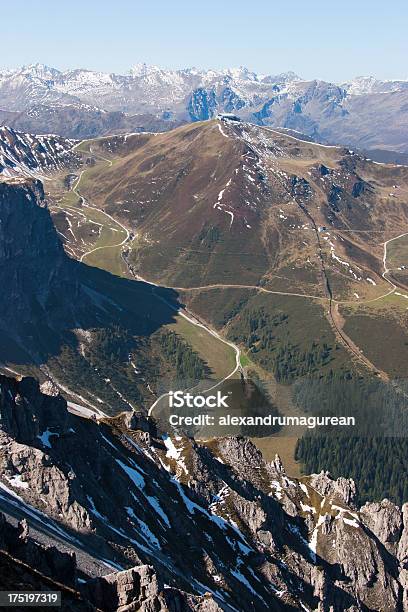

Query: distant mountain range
left=1, top=63, right=408, bottom=151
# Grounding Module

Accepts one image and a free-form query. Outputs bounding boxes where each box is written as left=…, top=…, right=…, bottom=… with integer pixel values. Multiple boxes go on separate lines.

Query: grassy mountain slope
left=51, top=119, right=408, bottom=380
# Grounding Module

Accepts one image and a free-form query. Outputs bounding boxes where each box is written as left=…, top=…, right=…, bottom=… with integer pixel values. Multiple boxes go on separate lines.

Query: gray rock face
left=0, top=374, right=407, bottom=611
left=399, top=503, right=408, bottom=565
left=328, top=518, right=400, bottom=610
left=124, top=410, right=157, bottom=436
left=81, top=565, right=225, bottom=612
left=360, top=499, right=403, bottom=551
left=0, top=510, right=219, bottom=611
left=81, top=565, right=166, bottom=611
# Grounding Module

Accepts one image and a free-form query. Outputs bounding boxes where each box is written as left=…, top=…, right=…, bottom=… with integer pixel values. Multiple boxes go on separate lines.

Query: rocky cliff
left=0, top=374, right=407, bottom=610
left=0, top=179, right=90, bottom=363
left=0, top=512, right=221, bottom=611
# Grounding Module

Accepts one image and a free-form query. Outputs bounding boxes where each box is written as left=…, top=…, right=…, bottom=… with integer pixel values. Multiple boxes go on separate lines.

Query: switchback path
left=64, top=142, right=408, bottom=307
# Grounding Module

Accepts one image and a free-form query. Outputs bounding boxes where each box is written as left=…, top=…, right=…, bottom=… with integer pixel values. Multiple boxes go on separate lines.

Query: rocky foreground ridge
left=0, top=374, right=407, bottom=610
left=0, top=513, right=219, bottom=611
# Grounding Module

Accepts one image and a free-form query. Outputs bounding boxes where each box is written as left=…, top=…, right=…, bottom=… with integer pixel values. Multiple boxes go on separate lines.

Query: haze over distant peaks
left=0, top=62, right=408, bottom=152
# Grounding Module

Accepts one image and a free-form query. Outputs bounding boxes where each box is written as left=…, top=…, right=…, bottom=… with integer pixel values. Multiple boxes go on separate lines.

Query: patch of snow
left=162, top=435, right=188, bottom=475
left=309, top=514, right=327, bottom=559
left=300, top=502, right=316, bottom=514
left=231, top=563, right=267, bottom=605
left=162, top=435, right=179, bottom=459
left=217, top=122, right=229, bottom=138
left=37, top=429, right=59, bottom=448
left=342, top=517, right=360, bottom=528
left=6, top=474, right=29, bottom=490
left=87, top=495, right=107, bottom=521
left=135, top=517, right=161, bottom=549
left=331, top=504, right=359, bottom=520
left=116, top=459, right=145, bottom=489
left=271, top=480, right=283, bottom=499
left=145, top=495, right=171, bottom=527
left=299, top=483, right=309, bottom=497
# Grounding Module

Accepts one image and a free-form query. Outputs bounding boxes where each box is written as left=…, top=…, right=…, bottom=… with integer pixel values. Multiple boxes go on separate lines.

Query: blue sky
left=1, top=0, right=407, bottom=81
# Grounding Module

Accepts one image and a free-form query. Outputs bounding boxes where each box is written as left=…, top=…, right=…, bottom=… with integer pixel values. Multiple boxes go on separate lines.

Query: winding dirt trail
left=382, top=231, right=408, bottom=288
left=65, top=154, right=243, bottom=416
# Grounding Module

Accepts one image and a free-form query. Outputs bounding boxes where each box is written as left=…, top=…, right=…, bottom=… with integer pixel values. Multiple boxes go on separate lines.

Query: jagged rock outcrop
left=0, top=510, right=219, bottom=611
left=399, top=504, right=408, bottom=565
left=0, top=376, right=69, bottom=443
left=309, top=470, right=357, bottom=506
left=360, top=499, right=403, bottom=551
left=80, top=565, right=223, bottom=611
left=80, top=565, right=167, bottom=611
left=124, top=410, right=157, bottom=436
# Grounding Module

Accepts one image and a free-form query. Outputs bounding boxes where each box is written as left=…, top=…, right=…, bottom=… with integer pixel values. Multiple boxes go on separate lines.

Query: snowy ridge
left=0, top=126, right=77, bottom=178
left=343, top=75, right=408, bottom=96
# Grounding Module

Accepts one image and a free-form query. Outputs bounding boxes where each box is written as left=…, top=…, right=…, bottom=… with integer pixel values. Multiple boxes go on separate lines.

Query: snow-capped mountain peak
left=129, top=62, right=162, bottom=77
left=343, top=75, right=408, bottom=95
left=223, top=65, right=258, bottom=81
left=20, top=63, right=62, bottom=81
